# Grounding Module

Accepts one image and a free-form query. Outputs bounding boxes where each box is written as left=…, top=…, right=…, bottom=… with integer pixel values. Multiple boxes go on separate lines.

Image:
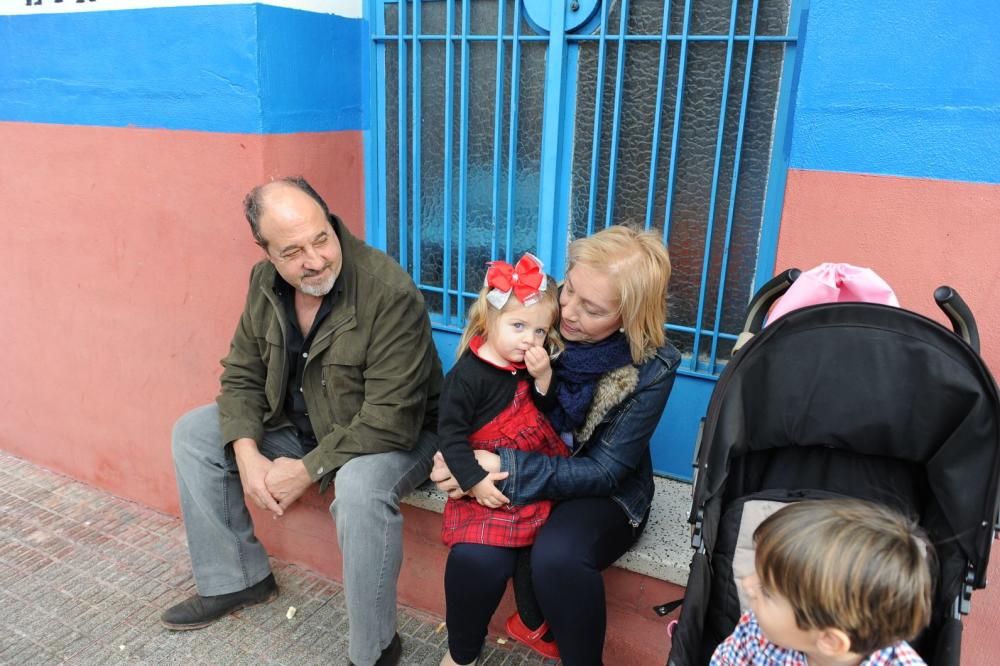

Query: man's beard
left=299, top=268, right=337, bottom=297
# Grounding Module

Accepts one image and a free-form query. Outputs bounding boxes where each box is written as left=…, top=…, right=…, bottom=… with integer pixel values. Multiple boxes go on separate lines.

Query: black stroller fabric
left=668, top=302, right=1000, bottom=665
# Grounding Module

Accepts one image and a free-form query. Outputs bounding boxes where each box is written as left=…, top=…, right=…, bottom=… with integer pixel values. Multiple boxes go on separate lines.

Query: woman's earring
left=619, top=327, right=625, bottom=333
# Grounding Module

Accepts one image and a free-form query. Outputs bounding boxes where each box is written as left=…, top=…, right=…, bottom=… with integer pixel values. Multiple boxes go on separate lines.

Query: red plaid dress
left=441, top=380, right=568, bottom=548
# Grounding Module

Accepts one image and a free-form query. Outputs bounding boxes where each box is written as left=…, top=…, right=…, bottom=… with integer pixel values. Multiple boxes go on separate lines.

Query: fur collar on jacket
left=575, top=364, right=640, bottom=445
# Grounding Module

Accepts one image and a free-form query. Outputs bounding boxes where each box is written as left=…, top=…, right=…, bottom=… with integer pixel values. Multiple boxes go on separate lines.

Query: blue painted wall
left=0, top=4, right=366, bottom=134
left=258, top=4, right=367, bottom=133
left=789, top=0, right=1000, bottom=184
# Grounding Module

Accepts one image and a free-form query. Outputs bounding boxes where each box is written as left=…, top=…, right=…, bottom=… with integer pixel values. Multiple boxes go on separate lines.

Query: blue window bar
left=369, top=0, right=807, bottom=477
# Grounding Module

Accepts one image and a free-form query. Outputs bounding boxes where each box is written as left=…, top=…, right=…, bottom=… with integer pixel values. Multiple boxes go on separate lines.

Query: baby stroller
left=666, top=268, right=1000, bottom=666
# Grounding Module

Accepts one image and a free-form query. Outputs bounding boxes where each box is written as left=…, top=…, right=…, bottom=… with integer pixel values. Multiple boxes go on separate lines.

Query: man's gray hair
left=243, top=176, right=333, bottom=249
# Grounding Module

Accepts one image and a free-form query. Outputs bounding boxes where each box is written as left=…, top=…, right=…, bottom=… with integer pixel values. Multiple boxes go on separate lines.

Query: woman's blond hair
left=567, top=226, right=671, bottom=363
left=457, top=273, right=563, bottom=359
left=754, top=499, right=935, bottom=655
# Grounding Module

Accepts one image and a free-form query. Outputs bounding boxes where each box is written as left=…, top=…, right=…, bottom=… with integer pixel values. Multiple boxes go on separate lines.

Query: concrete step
left=251, top=477, right=695, bottom=665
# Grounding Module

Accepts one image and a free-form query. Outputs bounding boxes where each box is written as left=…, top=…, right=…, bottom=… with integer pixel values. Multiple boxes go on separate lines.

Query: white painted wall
left=4, top=0, right=362, bottom=19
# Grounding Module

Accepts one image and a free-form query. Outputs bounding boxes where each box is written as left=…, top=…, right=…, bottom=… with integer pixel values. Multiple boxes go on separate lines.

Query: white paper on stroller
left=733, top=499, right=790, bottom=610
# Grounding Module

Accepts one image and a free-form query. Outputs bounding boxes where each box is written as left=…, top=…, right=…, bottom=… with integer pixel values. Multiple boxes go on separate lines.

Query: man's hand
left=469, top=475, right=510, bottom=508
left=264, top=457, right=313, bottom=511
left=232, top=438, right=283, bottom=516
left=524, top=346, right=553, bottom=395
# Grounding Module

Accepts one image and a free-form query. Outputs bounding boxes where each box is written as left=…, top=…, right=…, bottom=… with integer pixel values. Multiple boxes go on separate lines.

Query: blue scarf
left=548, top=332, right=634, bottom=437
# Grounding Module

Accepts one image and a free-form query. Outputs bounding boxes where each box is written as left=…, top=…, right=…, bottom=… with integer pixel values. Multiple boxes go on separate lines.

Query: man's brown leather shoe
left=160, top=573, right=278, bottom=630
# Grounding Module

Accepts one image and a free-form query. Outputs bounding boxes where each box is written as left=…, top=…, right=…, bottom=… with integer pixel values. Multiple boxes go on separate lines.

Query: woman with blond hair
left=432, top=226, right=680, bottom=666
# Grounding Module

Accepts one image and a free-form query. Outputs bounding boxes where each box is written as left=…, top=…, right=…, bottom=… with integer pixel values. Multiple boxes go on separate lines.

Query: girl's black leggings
left=444, top=496, right=645, bottom=665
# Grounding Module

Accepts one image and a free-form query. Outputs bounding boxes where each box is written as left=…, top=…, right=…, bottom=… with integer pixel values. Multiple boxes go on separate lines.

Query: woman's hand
left=469, top=476, right=510, bottom=508
left=431, top=451, right=507, bottom=500
left=472, top=449, right=503, bottom=473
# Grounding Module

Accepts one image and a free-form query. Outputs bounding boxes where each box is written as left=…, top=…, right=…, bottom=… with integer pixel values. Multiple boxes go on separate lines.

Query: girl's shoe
left=505, top=612, right=561, bottom=660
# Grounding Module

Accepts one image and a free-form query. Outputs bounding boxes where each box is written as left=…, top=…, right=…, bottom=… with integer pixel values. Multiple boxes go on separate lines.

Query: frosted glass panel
left=571, top=0, right=788, bottom=366
left=383, top=0, right=543, bottom=322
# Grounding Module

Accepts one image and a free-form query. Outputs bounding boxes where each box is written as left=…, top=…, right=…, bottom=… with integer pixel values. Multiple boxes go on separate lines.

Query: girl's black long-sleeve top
left=438, top=350, right=557, bottom=492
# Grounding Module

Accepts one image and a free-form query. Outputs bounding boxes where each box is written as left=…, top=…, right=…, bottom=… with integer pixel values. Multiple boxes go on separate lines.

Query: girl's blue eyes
left=511, top=323, right=548, bottom=335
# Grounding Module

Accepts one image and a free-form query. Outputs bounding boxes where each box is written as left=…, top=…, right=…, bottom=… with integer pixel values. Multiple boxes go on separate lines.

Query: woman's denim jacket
left=496, top=343, right=681, bottom=526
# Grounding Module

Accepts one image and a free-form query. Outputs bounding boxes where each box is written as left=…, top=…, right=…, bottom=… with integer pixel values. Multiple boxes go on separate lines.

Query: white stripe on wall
left=3, top=0, right=362, bottom=19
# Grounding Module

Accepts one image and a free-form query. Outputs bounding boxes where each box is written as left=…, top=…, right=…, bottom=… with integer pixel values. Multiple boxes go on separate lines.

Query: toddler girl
left=437, top=253, right=567, bottom=666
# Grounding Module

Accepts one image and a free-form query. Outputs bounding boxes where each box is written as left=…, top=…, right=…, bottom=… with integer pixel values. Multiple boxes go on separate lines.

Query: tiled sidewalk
left=0, top=452, right=554, bottom=665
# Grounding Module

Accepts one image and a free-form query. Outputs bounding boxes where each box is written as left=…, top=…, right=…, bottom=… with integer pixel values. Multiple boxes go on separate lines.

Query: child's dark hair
left=754, top=498, right=935, bottom=654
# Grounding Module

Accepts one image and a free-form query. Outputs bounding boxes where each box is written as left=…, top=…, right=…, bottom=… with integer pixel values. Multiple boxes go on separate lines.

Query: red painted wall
left=4, top=126, right=997, bottom=663
left=0, top=121, right=363, bottom=514
left=776, top=168, right=1000, bottom=664
left=777, top=169, right=1000, bottom=373
left=965, top=553, right=1000, bottom=666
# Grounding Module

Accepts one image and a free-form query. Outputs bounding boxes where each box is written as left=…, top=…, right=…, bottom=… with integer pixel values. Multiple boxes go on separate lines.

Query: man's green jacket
left=216, top=217, right=442, bottom=488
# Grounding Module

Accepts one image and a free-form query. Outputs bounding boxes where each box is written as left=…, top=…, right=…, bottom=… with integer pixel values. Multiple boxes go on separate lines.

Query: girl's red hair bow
left=485, top=253, right=548, bottom=308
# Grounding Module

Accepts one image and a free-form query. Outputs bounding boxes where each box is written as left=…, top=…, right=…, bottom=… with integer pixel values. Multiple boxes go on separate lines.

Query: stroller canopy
left=694, top=302, right=1000, bottom=586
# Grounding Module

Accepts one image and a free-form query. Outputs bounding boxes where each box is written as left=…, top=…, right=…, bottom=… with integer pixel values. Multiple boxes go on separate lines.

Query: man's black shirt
left=274, top=274, right=336, bottom=449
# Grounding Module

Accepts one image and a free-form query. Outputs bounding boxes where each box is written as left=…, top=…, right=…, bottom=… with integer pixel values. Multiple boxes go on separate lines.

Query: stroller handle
left=740, top=268, right=801, bottom=336
left=934, top=286, right=981, bottom=353
left=736, top=272, right=981, bottom=355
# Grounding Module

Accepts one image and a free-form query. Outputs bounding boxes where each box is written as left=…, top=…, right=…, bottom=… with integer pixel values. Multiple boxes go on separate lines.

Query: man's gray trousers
left=171, top=404, right=435, bottom=666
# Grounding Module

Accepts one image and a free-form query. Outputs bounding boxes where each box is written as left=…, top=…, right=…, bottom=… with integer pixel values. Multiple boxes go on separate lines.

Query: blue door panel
left=652, top=373, right=716, bottom=480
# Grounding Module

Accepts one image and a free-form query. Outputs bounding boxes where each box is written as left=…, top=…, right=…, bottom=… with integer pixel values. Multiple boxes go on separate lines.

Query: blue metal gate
left=366, top=0, right=808, bottom=480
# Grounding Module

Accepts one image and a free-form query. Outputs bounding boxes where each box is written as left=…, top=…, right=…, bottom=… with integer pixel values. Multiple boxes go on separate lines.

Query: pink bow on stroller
left=766, top=262, right=899, bottom=325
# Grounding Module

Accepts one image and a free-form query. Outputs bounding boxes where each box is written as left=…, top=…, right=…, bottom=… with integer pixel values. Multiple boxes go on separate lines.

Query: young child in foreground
left=437, top=253, right=568, bottom=666
left=711, top=498, right=934, bottom=666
